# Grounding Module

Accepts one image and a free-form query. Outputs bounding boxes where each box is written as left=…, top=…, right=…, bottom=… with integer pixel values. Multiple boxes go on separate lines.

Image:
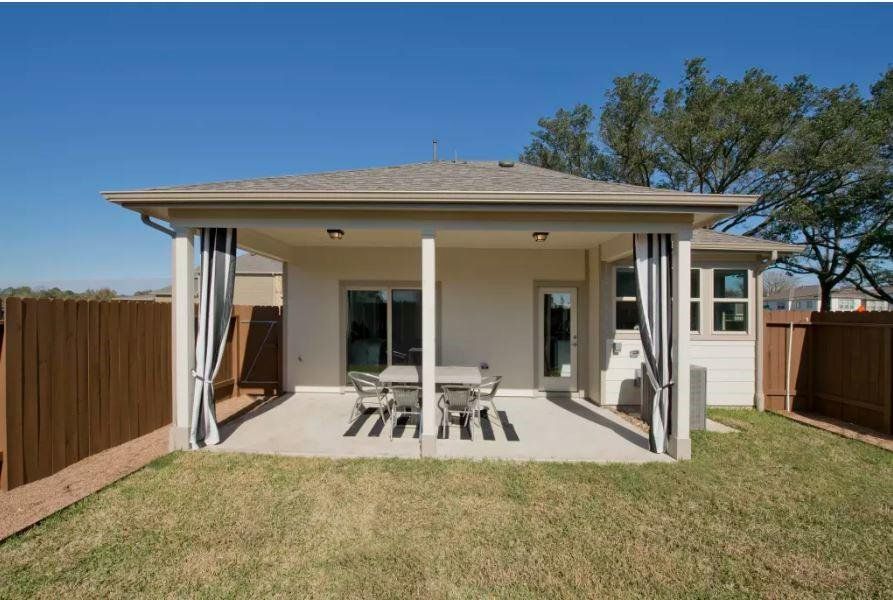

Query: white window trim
left=690, top=268, right=702, bottom=335
left=613, top=266, right=639, bottom=334
left=711, top=268, right=751, bottom=335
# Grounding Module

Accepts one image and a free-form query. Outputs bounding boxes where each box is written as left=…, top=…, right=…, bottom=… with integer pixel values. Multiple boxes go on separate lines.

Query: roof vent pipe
left=432, top=139, right=438, bottom=162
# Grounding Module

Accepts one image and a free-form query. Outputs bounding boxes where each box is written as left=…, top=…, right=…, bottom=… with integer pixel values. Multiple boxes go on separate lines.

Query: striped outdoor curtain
left=634, top=233, right=674, bottom=453
left=190, top=228, right=238, bottom=449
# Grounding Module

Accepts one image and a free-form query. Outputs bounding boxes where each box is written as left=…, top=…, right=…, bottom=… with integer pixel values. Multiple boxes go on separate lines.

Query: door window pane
left=346, top=290, right=387, bottom=374
left=714, top=269, right=747, bottom=298
left=543, top=293, right=572, bottom=377
left=391, top=289, right=422, bottom=365
left=714, top=302, right=747, bottom=332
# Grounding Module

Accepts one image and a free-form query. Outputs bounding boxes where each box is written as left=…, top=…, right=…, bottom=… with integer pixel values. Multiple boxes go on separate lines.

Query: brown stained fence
left=0, top=298, right=281, bottom=491
left=763, top=310, right=893, bottom=434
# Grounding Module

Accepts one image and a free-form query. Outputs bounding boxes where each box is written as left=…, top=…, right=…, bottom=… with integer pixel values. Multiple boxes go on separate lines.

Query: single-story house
left=122, top=253, right=283, bottom=306
left=764, top=284, right=891, bottom=312
left=104, top=160, right=802, bottom=460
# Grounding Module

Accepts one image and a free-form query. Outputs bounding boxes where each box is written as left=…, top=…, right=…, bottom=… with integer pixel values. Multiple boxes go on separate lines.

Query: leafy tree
left=599, top=73, right=662, bottom=187
left=521, top=60, right=892, bottom=311
left=520, top=104, right=611, bottom=179
left=0, top=286, right=121, bottom=301
left=758, top=77, right=892, bottom=309
left=657, top=58, right=808, bottom=199
left=842, top=69, right=893, bottom=304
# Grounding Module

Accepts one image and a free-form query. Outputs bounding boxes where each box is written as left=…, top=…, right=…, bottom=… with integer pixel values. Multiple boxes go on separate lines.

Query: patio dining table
left=379, top=365, right=482, bottom=386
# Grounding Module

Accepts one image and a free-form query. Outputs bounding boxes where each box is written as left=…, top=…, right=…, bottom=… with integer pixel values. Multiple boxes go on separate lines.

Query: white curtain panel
left=190, top=227, right=238, bottom=449
left=633, top=233, right=674, bottom=453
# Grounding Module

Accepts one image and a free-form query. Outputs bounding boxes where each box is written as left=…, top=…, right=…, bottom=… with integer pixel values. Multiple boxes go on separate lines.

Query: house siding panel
left=601, top=338, right=755, bottom=407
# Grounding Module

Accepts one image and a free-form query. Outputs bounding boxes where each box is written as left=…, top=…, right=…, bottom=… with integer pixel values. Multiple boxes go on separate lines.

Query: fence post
left=808, top=315, right=815, bottom=412
left=785, top=321, right=794, bottom=412
left=885, top=327, right=892, bottom=434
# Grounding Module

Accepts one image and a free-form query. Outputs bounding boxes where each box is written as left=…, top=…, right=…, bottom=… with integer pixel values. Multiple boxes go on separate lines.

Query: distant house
left=129, top=253, right=283, bottom=306
left=764, top=284, right=890, bottom=312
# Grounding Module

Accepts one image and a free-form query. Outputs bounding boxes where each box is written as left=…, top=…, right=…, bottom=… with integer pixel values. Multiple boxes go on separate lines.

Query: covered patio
left=209, top=392, right=673, bottom=463
left=104, top=160, right=759, bottom=462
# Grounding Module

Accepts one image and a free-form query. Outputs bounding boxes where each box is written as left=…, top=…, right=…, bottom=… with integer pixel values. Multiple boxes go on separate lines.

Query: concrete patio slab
left=210, top=393, right=673, bottom=463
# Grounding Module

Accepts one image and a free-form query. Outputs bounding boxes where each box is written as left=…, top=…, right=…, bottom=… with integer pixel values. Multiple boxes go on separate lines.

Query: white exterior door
left=538, top=287, right=577, bottom=391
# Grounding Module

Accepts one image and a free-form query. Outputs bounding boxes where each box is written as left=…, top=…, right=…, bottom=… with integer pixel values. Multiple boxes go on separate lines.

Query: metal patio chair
left=388, top=385, right=421, bottom=440
left=440, top=384, right=478, bottom=440
left=347, top=371, right=389, bottom=424
left=475, top=375, right=503, bottom=428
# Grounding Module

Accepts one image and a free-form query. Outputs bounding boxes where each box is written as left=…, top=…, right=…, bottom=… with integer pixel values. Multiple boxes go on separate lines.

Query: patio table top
left=379, top=365, right=482, bottom=386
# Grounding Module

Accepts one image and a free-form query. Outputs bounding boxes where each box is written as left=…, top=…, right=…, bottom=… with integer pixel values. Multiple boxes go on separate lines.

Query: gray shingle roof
left=692, top=229, right=805, bottom=253
left=149, top=161, right=693, bottom=195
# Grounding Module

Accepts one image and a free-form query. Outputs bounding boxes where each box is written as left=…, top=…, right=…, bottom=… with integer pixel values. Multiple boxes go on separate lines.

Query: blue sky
left=1, top=3, right=891, bottom=293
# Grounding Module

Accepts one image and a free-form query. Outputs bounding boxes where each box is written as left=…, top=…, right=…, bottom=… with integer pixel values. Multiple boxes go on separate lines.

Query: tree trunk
left=819, top=281, right=834, bottom=312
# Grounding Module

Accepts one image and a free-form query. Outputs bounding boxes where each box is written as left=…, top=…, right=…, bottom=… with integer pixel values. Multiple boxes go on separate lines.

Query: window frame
left=711, top=268, right=751, bottom=335
left=613, top=266, right=639, bottom=333
left=340, top=281, right=440, bottom=385
left=690, top=268, right=702, bottom=335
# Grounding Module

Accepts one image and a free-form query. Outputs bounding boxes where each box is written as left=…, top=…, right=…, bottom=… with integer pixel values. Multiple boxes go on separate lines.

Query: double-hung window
left=713, top=269, right=749, bottom=332
left=614, top=267, right=639, bottom=331
left=690, top=269, right=701, bottom=333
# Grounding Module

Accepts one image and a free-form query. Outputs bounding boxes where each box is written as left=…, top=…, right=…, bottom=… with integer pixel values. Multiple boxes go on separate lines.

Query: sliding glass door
left=345, top=287, right=423, bottom=378
left=390, top=289, right=422, bottom=366
left=346, top=290, right=388, bottom=374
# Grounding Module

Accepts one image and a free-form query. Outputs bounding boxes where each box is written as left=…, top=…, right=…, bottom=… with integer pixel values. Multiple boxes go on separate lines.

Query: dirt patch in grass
left=1, top=410, right=891, bottom=598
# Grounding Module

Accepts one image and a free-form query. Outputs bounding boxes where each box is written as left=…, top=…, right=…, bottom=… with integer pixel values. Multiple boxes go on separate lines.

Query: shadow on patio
left=210, top=393, right=672, bottom=463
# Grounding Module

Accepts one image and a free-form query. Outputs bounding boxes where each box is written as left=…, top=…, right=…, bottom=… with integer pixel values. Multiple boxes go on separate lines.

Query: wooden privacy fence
left=763, top=310, right=893, bottom=434
left=0, top=298, right=281, bottom=491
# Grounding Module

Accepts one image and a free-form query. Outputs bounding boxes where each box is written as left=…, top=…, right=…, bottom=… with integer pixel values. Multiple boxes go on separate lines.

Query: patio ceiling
left=250, top=227, right=618, bottom=249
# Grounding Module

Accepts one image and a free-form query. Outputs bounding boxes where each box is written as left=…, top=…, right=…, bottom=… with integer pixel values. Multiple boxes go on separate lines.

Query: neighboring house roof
left=233, top=253, right=283, bottom=274
left=692, top=230, right=804, bottom=254
left=765, top=284, right=878, bottom=301
left=148, top=253, right=282, bottom=298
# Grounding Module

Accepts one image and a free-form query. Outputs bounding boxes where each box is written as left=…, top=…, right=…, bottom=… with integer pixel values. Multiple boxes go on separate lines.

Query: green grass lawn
left=1, top=410, right=891, bottom=598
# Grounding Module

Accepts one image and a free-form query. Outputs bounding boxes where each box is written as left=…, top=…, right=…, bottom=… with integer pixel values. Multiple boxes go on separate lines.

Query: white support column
left=170, top=226, right=195, bottom=450
left=754, top=270, right=766, bottom=411
left=669, top=229, right=692, bottom=460
left=586, top=247, right=601, bottom=403
left=420, top=229, right=437, bottom=457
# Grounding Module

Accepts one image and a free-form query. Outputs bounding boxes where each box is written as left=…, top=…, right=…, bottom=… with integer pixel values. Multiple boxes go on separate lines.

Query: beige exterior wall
left=283, top=245, right=761, bottom=406
left=284, top=247, right=588, bottom=395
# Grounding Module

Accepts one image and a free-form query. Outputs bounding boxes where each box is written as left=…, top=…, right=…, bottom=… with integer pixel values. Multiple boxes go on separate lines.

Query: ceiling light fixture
left=327, top=228, right=344, bottom=240
left=532, top=232, right=549, bottom=242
